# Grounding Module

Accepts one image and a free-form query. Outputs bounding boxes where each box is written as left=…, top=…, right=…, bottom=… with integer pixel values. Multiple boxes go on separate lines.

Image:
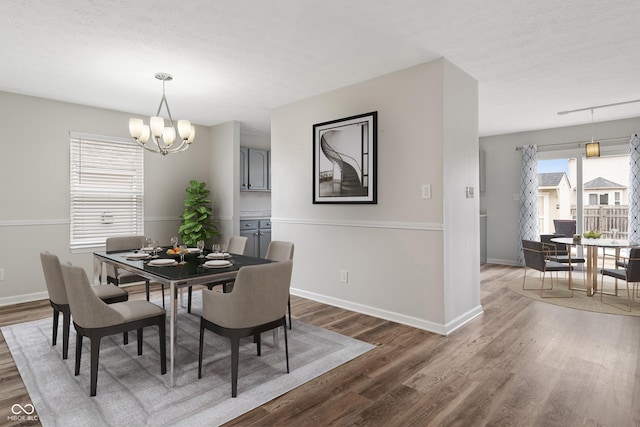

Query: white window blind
left=70, top=132, right=144, bottom=252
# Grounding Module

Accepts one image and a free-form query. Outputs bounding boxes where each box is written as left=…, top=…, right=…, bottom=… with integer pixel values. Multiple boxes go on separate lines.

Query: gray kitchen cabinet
left=240, top=147, right=269, bottom=191
left=240, top=218, right=271, bottom=258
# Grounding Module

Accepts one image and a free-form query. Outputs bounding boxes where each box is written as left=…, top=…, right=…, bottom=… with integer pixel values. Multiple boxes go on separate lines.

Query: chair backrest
left=105, top=235, right=145, bottom=277
left=265, top=241, right=294, bottom=261
left=60, top=263, right=124, bottom=329
left=521, top=239, right=547, bottom=272
left=540, top=234, right=568, bottom=255
left=226, top=236, right=248, bottom=255
left=626, top=247, right=640, bottom=282
left=553, top=219, right=576, bottom=237
left=204, top=260, right=293, bottom=329
left=40, top=251, right=69, bottom=306
left=106, top=235, right=145, bottom=252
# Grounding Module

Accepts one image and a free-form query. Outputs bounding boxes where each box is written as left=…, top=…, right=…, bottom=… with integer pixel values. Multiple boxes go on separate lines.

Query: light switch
left=422, top=184, right=431, bottom=199
left=466, top=186, right=474, bottom=198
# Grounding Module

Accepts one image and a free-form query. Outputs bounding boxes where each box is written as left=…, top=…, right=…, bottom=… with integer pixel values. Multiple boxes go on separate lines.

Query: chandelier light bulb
left=177, top=120, right=192, bottom=140
left=150, top=116, right=165, bottom=137
left=129, top=118, right=143, bottom=139
left=163, top=126, right=176, bottom=146
left=139, top=125, right=150, bottom=143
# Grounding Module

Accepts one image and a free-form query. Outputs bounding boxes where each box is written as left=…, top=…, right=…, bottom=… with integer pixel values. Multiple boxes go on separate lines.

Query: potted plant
left=178, top=180, right=220, bottom=246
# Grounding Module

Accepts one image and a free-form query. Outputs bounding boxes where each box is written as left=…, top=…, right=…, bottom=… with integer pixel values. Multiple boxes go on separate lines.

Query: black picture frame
left=312, top=111, right=377, bottom=204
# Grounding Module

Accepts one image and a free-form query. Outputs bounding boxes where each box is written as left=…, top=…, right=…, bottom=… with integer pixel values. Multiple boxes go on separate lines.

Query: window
left=589, top=194, right=598, bottom=205
left=70, top=132, right=144, bottom=252
left=599, top=193, right=609, bottom=205
left=615, top=191, right=621, bottom=205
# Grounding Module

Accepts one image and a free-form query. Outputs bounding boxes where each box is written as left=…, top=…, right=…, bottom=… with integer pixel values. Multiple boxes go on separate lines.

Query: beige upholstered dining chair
left=40, top=251, right=128, bottom=360
left=522, top=239, right=573, bottom=298
left=265, top=241, right=295, bottom=329
left=187, top=235, right=249, bottom=313
left=226, top=235, right=249, bottom=255
left=105, top=235, right=165, bottom=307
left=60, top=263, right=166, bottom=396
left=198, top=260, right=293, bottom=397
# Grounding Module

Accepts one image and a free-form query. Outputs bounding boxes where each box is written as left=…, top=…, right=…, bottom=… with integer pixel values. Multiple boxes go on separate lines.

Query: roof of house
left=583, top=177, right=626, bottom=189
left=538, top=172, right=570, bottom=188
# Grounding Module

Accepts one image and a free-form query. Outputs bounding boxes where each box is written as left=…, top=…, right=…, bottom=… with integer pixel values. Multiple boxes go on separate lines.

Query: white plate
left=187, top=247, right=201, bottom=253
left=206, top=252, right=231, bottom=259
left=204, top=260, right=232, bottom=268
left=124, top=252, right=150, bottom=260
left=140, top=247, right=155, bottom=252
left=148, top=259, right=178, bottom=267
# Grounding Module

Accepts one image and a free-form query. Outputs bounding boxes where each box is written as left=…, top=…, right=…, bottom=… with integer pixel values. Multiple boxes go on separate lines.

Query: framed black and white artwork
left=312, top=111, right=377, bottom=204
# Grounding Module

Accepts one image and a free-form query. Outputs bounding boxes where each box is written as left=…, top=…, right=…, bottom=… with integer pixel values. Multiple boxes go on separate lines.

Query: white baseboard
left=443, top=304, right=484, bottom=335
left=0, top=291, right=49, bottom=307
left=0, top=283, right=145, bottom=308
left=487, top=258, right=522, bottom=266
left=291, top=288, right=483, bottom=336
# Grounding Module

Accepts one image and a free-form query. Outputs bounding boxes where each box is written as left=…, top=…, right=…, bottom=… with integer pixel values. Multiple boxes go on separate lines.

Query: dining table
left=92, top=247, right=272, bottom=387
left=550, top=237, right=636, bottom=297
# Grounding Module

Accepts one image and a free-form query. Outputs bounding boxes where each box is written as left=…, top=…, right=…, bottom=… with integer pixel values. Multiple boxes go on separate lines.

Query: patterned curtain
left=628, top=134, right=640, bottom=245
left=518, top=145, right=539, bottom=264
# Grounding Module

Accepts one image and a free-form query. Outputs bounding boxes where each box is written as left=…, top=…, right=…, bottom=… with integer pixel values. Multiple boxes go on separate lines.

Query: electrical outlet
left=0, top=268, right=4, bottom=280
left=340, top=270, right=348, bottom=283
left=422, top=184, right=431, bottom=199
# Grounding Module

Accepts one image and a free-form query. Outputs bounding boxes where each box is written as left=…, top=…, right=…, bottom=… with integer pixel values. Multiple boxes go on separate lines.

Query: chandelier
left=128, top=73, right=195, bottom=155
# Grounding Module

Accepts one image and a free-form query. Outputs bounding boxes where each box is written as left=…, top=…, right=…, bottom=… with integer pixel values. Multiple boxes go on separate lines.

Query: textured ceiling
left=1, top=0, right=639, bottom=137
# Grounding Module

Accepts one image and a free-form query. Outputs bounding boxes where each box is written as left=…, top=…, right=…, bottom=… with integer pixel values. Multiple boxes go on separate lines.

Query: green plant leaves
left=179, top=180, right=220, bottom=246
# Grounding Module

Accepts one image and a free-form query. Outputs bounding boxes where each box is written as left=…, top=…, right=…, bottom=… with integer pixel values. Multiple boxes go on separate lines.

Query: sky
left=538, top=158, right=569, bottom=174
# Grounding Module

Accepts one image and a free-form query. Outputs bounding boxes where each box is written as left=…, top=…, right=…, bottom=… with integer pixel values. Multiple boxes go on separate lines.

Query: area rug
left=2, top=293, right=374, bottom=427
left=506, top=272, right=640, bottom=316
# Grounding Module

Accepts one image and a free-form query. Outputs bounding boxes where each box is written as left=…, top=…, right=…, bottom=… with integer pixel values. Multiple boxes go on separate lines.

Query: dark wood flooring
left=1, top=264, right=639, bottom=426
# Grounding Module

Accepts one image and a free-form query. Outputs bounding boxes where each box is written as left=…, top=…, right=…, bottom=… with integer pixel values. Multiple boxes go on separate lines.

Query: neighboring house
left=567, top=154, right=630, bottom=206
left=537, top=172, right=572, bottom=234
left=582, top=176, right=627, bottom=206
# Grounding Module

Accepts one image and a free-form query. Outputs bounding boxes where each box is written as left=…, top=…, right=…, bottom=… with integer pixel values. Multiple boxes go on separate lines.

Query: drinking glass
left=611, top=228, right=618, bottom=243
left=179, top=244, right=187, bottom=264
left=152, top=240, right=160, bottom=258
left=197, top=240, right=205, bottom=258
left=212, top=244, right=221, bottom=254
left=145, top=237, right=153, bottom=251
left=171, top=236, right=178, bottom=249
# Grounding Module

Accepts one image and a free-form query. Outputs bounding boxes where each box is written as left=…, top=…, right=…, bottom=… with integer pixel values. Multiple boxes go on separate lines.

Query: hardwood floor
left=1, top=264, right=639, bottom=426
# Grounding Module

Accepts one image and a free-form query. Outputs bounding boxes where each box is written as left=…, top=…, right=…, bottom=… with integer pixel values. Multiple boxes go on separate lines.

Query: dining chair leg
left=137, top=328, right=143, bottom=356
left=52, top=308, right=59, bottom=346
left=90, top=337, right=101, bottom=397
left=62, top=310, right=71, bottom=360
left=288, top=297, right=292, bottom=330
left=198, top=319, right=205, bottom=379
left=187, top=286, right=193, bottom=313
left=158, top=322, right=167, bottom=374
left=283, top=318, right=289, bottom=373
left=230, top=337, right=240, bottom=398
left=74, top=334, right=83, bottom=375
